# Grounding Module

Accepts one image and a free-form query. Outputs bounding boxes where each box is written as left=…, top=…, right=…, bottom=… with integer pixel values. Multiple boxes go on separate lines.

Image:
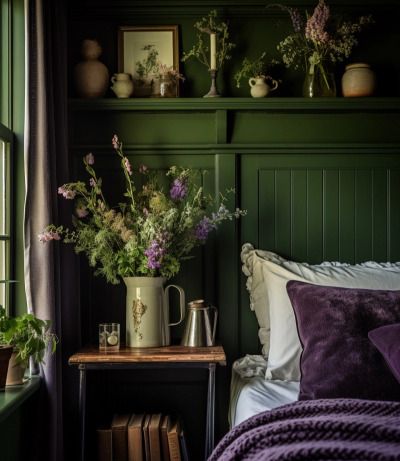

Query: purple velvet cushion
left=286, top=280, right=400, bottom=401
left=369, top=323, right=400, bottom=384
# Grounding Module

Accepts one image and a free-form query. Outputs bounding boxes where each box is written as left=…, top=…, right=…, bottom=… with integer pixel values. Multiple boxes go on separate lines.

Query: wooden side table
left=68, top=345, right=226, bottom=461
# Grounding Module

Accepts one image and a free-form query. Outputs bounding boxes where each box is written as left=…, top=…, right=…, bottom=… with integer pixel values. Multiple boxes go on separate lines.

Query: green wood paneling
left=241, top=153, right=400, bottom=355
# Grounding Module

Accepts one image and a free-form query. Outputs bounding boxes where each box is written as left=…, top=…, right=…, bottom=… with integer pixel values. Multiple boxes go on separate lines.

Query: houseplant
left=39, top=135, right=246, bottom=346
left=157, top=63, right=185, bottom=97
left=0, top=306, right=57, bottom=385
left=234, top=52, right=279, bottom=97
left=271, top=0, right=373, bottom=97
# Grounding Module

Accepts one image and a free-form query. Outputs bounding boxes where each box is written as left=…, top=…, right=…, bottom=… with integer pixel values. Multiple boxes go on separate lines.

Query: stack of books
left=97, top=413, right=189, bottom=461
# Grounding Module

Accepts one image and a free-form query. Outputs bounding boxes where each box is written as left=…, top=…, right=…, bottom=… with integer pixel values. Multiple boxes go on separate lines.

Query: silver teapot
left=181, top=299, right=218, bottom=347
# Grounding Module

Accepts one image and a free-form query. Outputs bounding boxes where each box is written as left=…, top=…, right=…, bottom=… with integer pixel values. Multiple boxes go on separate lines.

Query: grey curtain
left=24, top=0, right=80, bottom=460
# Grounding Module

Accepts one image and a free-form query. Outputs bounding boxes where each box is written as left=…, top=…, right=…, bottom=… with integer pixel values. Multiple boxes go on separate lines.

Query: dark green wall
left=64, top=1, right=400, bottom=459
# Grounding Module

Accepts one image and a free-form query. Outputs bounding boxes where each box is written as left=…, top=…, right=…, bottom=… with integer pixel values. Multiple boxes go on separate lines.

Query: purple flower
left=139, top=164, right=148, bottom=174
left=288, top=7, right=303, bottom=33
left=58, top=185, right=76, bottom=200
left=38, top=230, right=61, bottom=243
left=112, top=134, right=119, bottom=150
left=76, top=206, right=89, bottom=218
left=144, top=240, right=166, bottom=270
left=89, top=178, right=96, bottom=187
left=170, top=178, right=188, bottom=201
left=124, top=157, right=133, bottom=176
left=195, top=217, right=215, bottom=242
left=85, top=152, right=95, bottom=165
left=305, top=0, right=330, bottom=45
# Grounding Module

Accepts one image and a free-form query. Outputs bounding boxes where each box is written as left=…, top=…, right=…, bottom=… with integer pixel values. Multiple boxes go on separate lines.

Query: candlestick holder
left=203, top=69, right=220, bottom=98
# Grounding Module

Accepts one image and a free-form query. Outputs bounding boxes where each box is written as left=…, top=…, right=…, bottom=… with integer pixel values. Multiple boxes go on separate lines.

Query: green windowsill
left=0, top=376, right=41, bottom=423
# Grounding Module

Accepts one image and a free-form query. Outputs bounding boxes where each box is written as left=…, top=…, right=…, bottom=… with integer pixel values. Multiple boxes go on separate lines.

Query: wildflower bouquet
left=39, top=136, right=245, bottom=284
left=271, top=0, right=373, bottom=95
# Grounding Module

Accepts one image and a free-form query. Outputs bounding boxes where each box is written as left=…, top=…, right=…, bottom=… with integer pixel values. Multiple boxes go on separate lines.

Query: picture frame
left=118, top=25, right=180, bottom=97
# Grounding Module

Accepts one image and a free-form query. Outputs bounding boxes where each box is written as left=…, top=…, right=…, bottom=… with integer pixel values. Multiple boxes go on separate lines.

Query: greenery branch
left=182, top=9, right=236, bottom=70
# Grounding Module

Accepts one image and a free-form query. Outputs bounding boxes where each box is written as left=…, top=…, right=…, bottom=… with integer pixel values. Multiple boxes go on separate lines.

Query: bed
left=212, top=244, right=400, bottom=460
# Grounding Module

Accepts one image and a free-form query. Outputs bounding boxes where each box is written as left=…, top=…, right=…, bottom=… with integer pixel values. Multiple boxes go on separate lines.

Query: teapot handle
left=165, top=284, right=185, bottom=326
left=210, top=305, right=218, bottom=345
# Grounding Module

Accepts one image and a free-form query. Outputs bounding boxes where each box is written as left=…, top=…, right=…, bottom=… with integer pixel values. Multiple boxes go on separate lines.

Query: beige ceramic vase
left=74, top=39, right=109, bottom=98
left=341, top=63, right=376, bottom=97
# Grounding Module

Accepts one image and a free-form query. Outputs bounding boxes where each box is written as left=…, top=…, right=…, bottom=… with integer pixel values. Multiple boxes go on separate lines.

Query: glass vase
left=303, top=63, right=336, bottom=98
left=159, top=76, right=178, bottom=97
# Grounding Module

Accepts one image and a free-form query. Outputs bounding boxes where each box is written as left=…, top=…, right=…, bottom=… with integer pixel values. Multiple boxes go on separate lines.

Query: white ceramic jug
left=111, top=73, right=134, bottom=98
left=248, top=76, right=279, bottom=98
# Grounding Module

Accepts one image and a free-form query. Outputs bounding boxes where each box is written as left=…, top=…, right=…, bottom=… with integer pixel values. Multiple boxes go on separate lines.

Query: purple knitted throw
left=209, top=399, right=400, bottom=460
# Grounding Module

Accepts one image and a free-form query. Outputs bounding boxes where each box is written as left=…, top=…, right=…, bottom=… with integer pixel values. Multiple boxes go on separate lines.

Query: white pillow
left=241, top=243, right=400, bottom=381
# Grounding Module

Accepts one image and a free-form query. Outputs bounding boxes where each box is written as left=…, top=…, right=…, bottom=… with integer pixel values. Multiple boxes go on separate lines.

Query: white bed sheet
left=229, top=355, right=300, bottom=427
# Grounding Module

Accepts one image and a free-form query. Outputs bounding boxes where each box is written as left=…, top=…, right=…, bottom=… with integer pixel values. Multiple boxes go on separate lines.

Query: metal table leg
left=79, top=364, right=87, bottom=461
left=205, top=363, right=216, bottom=460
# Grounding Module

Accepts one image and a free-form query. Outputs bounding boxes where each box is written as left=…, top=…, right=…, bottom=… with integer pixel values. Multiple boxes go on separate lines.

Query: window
left=0, top=126, right=11, bottom=310
left=0, top=0, right=14, bottom=312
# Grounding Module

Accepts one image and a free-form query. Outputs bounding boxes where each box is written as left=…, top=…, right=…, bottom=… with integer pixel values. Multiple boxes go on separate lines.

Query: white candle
left=210, top=33, right=217, bottom=70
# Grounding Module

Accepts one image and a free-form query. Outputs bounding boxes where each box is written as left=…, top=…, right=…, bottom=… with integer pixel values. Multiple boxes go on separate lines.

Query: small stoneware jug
left=181, top=299, right=218, bottom=347
left=248, top=76, right=279, bottom=98
left=111, top=73, right=134, bottom=98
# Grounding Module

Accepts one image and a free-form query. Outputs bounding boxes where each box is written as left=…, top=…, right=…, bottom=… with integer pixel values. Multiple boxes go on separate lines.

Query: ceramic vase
left=303, top=63, right=336, bottom=97
left=111, top=73, right=134, bottom=98
left=123, top=277, right=185, bottom=347
left=248, top=76, right=279, bottom=98
left=341, top=63, right=376, bottom=97
left=73, top=39, right=109, bottom=98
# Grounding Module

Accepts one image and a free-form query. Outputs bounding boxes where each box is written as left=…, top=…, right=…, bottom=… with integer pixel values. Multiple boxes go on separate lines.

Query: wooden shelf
left=68, top=97, right=400, bottom=113
left=68, top=345, right=227, bottom=366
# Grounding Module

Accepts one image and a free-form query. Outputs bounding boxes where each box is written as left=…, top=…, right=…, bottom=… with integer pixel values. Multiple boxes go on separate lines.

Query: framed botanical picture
left=118, top=25, right=179, bottom=97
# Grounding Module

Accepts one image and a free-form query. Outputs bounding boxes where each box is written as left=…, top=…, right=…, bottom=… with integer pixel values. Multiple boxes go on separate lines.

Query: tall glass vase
left=303, top=62, right=336, bottom=98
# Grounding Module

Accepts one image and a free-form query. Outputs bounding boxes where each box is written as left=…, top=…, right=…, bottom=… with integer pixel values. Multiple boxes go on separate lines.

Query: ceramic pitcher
left=248, top=76, right=279, bottom=98
left=111, top=73, right=134, bottom=98
left=124, top=277, right=185, bottom=347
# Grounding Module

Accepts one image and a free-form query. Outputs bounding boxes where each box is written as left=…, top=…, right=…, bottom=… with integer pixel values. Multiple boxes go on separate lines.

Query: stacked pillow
left=241, top=244, right=400, bottom=388
left=287, top=281, right=400, bottom=400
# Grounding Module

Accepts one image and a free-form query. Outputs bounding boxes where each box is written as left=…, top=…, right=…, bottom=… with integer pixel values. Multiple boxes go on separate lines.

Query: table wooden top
left=68, top=345, right=226, bottom=366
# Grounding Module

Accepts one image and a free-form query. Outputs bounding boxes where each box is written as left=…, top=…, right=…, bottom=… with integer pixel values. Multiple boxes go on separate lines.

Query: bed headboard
left=235, top=149, right=400, bottom=357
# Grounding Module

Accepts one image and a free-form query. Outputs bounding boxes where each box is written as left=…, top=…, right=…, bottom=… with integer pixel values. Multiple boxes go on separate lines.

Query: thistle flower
left=76, top=206, right=89, bottom=218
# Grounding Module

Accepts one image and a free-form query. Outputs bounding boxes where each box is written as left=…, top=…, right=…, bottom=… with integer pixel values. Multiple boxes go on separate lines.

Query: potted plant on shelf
left=0, top=306, right=57, bottom=385
left=156, top=63, right=185, bottom=98
left=234, top=52, right=279, bottom=98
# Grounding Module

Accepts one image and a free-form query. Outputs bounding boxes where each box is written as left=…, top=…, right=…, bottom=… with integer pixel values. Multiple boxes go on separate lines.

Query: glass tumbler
left=99, top=323, right=120, bottom=351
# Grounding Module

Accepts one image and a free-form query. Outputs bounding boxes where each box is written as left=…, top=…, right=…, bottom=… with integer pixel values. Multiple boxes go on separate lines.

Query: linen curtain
left=24, top=0, right=80, bottom=459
